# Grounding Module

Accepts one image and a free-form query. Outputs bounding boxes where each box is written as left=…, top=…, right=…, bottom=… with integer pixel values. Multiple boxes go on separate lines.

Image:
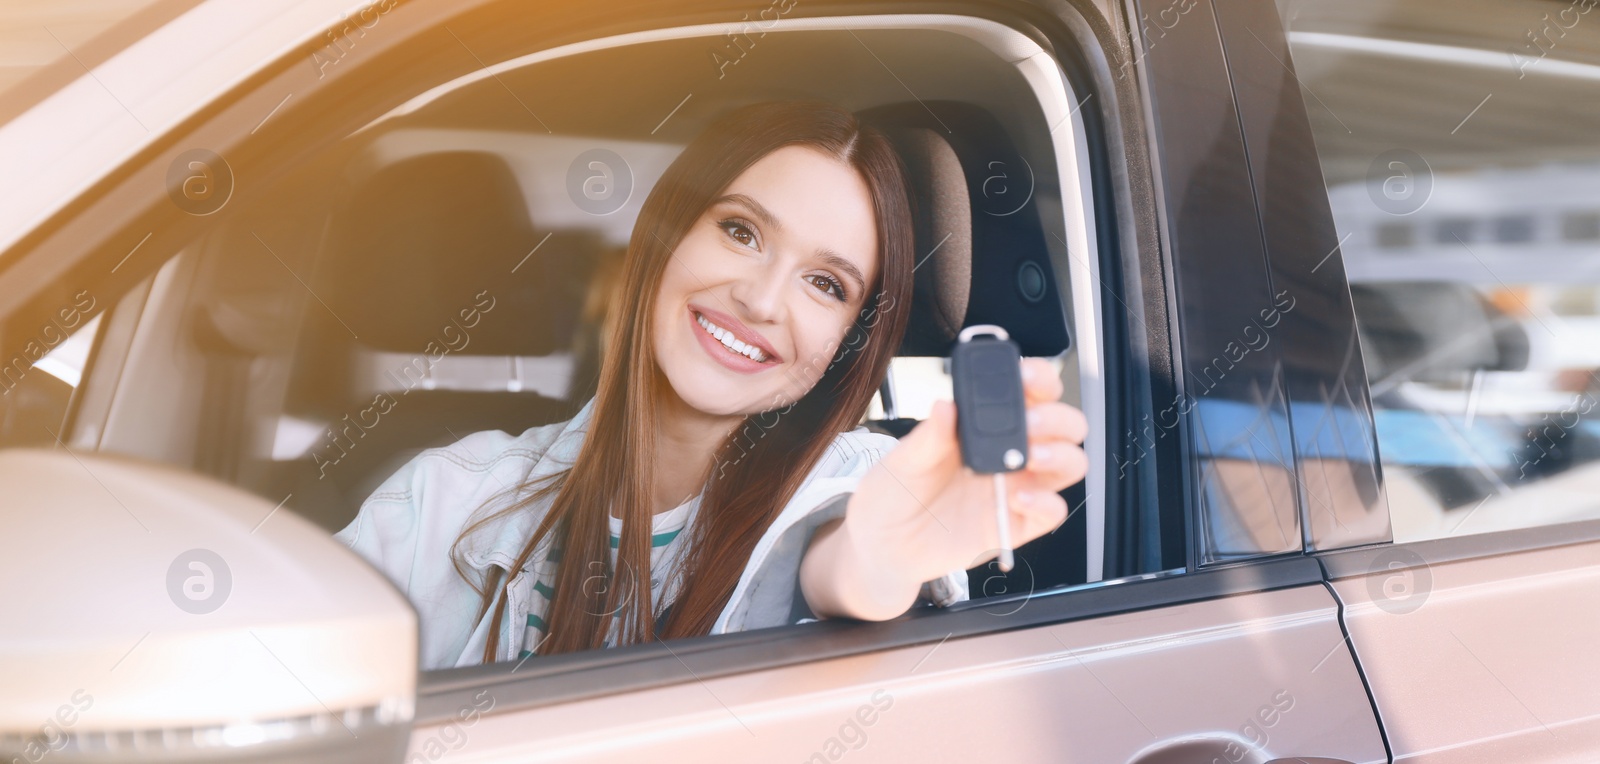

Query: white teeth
left=695, top=313, right=767, bottom=362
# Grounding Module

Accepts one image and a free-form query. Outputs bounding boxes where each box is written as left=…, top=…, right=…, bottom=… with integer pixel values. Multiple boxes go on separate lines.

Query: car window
left=0, top=5, right=1135, bottom=673
left=1280, top=0, right=1600, bottom=541
left=270, top=25, right=1104, bottom=600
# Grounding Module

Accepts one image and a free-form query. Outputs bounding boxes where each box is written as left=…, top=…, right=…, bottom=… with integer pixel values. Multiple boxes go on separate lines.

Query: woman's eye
left=807, top=274, right=847, bottom=302
left=718, top=219, right=758, bottom=249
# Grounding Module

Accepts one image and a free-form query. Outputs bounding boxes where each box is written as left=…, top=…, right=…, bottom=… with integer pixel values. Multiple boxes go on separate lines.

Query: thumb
left=888, top=398, right=958, bottom=467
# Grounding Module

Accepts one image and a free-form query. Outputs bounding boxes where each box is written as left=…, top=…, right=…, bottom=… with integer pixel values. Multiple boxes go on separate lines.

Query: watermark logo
left=1116, top=0, right=1200, bottom=80
left=311, top=290, right=496, bottom=479
left=580, top=558, right=639, bottom=619
left=166, top=548, right=232, bottom=615
left=1508, top=0, right=1592, bottom=79
left=710, top=291, right=899, bottom=479
left=567, top=149, right=632, bottom=216
left=969, top=547, right=1035, bottom=616
left=1511, top=392, right=1594, bottom=479
left=1114, top=289, right=1296, bottom=478
left=1367, top=547, right=1431, bottom=615
left=802, top=689, right=893, bottom=763
left=9, top=688, right=92, bottom=763
left=1366, top=149, right=1432, bottom=216
left=166, top=149, right=234, bottom=216
left=1223, top=689, right=1296, bottom=762
left=309, top=0, right=401, bottom=79
left=979, top=157, right=1035, bottom=217
left=708, top=0, right=800, bottom=80
left=405, top=690, right=494, bottom=764
left=0, top=291, right=95, bottom=399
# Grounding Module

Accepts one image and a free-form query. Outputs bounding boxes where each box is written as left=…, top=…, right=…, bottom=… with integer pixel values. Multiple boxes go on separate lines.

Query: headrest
left=1350, top=282, right=1529, bottom=382
left=857, top=101, right=1072, bottom=357
left=321, top=151, right=600, bottom=356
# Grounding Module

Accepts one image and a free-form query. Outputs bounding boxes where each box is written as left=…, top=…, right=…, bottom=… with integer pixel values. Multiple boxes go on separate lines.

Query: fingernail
left=1022, top=361, right=1037, bottom=381
left=1027, top=408, right=1043, bottom=429
left=1031, top=444, right=1052, bottom=463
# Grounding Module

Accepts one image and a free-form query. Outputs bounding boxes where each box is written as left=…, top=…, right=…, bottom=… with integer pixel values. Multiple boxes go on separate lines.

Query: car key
left=950, top=324, right=1029, bottom=572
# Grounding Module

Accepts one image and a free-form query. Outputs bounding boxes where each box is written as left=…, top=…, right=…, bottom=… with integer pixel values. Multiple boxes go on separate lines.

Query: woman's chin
left=665, top=375, right=789, bottom=419
left=675, top=387, right=758, bottom=418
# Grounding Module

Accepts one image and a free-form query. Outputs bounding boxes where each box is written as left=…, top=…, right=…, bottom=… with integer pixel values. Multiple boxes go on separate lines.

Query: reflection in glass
left=1281, top=0, right=1600, bottom=541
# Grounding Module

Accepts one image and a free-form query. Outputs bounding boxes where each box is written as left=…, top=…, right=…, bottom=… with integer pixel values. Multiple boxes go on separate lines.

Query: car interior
left=2, top=22, right=1098, bottom=616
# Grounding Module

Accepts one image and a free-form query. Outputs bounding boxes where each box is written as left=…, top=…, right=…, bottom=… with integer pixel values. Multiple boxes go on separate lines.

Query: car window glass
left=1280, top=0, right=1600, bottom=541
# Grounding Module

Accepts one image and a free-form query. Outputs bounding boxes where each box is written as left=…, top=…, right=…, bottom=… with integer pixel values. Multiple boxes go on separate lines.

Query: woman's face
left=651, top=144, right=882, bottom=418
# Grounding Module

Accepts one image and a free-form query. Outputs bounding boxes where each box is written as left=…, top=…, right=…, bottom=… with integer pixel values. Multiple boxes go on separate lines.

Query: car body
left=1, top=0, right=1597, bottom=762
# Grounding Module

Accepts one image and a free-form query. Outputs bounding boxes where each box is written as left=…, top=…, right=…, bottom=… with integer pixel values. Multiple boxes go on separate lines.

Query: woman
left=335, top=100, right=1088, bottom=670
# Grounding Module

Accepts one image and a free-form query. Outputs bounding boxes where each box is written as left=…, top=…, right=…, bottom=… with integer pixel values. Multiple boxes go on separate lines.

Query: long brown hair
left=452, top=100, right=914, bottom=662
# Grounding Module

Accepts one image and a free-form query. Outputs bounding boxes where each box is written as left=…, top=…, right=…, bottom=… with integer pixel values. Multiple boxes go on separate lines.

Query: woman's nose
left=729, top=265, right=786, bottom=324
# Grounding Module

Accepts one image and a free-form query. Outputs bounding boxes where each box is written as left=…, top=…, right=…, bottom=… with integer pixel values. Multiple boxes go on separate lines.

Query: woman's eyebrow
left=715, top=193, right=868, bottom=296
left=818, top=250, right=867, bottom=296
left=715, top=193, right=784, bottom=232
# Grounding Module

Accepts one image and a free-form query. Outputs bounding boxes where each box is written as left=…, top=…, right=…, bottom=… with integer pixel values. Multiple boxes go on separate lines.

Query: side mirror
left=0, top=449, right=417, bottom=762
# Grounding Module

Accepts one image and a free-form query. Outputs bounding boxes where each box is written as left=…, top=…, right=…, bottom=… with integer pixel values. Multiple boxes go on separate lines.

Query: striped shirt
left=518, top=496, right=701, bottom=658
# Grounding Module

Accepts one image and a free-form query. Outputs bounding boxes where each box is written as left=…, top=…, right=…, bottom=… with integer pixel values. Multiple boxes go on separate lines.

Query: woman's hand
left=800, top=357, right=1089, bottom=621
left=851, top=356, right=1089, bottom=582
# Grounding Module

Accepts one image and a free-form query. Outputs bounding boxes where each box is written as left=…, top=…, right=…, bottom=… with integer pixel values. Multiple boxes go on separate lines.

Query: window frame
left=0, top=0, right=210, bottom=129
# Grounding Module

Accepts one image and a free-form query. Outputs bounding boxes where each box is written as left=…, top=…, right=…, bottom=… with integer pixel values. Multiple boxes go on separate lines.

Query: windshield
left=0, top=0, right=202, bottom=127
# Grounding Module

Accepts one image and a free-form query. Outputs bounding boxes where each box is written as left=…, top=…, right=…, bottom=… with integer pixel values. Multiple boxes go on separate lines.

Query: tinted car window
left=1280, top=0, right=1600, bottom=540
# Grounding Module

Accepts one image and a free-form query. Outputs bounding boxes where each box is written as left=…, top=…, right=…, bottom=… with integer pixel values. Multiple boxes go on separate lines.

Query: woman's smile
left=688, top=304, right=782, bottom=374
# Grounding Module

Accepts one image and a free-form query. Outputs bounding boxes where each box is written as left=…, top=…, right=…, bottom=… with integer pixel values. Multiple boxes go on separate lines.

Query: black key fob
left=950, top=325, right=1029, bottom=474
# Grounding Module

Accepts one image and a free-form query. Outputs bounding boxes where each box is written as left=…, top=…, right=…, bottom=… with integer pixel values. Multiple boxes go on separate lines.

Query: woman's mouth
left=688, top=306, right=779, bottom=373
left=696, top=312, right=769, bottom=362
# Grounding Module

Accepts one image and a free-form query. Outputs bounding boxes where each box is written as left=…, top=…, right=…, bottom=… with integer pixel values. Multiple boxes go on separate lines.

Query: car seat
left=272, top=151, right=605, bottom=531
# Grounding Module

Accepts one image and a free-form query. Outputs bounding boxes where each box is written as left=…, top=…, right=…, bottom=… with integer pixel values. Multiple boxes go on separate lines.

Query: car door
left=0, top=0, right=1387, bottom=762
left=1264, top=0, right=1600, bottom=760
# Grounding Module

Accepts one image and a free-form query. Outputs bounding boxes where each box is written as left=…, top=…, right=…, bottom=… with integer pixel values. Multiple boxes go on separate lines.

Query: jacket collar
left=461, top=395, right=597, bottom=573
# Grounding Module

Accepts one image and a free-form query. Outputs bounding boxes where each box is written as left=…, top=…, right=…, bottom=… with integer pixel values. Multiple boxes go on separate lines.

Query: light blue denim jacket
left=333, top=396, right=970, bottom=670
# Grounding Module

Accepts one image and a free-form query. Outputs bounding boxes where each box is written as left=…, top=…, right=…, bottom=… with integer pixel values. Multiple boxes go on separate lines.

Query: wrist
left=836, top=494, right=939, bottom=597
left=838, top=492, right=947, bottom=581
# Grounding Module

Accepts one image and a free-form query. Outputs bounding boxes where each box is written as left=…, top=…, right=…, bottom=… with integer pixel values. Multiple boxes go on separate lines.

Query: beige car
left=1, top=0, right=1597, bottom=762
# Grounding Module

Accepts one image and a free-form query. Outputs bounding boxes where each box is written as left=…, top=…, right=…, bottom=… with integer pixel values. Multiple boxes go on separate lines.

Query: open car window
left=0, top=2, right=1179, bottom=687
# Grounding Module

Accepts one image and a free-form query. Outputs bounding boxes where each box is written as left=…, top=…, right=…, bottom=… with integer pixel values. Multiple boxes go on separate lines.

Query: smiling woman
left=653, top=146, right=881, bottom=415
left=332, top=100, right=1086, bottom=669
